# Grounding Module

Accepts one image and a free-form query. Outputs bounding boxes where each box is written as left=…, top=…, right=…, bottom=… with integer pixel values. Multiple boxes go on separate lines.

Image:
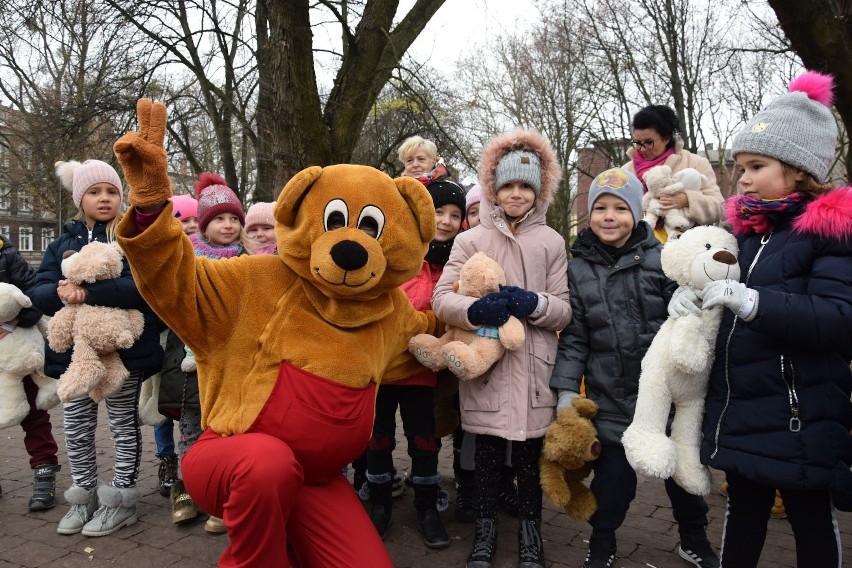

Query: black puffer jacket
left=29, top=219, right=164, bottom=379
left=550, top=222, right=676, bottom=445
left=701, top=190, right=852, bottom=503
left=158, top=329, right=199, bottom=414
left=0, top=236, right=41, bottom=328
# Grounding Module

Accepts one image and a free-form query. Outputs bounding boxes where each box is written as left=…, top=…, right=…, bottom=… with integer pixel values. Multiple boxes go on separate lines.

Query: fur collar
left=725, top=187, right=852, bottom=240
left=478, top=129, right=561, bottom=208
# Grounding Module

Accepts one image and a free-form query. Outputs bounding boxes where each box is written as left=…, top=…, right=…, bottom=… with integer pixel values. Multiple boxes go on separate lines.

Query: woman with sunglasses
left=622, top=105, right=724, bottom=242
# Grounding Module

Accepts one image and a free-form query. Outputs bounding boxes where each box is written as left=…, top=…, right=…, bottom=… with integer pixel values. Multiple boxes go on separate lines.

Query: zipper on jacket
left=780, top=355, right=801, bottom=432
left=712, top=232, right=772, bottom=459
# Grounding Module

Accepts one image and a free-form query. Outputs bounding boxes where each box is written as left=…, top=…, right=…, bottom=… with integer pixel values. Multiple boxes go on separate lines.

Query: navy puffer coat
left=701, top=189, right=852, bottom=504
left=29, top=219, right=164, bottom=379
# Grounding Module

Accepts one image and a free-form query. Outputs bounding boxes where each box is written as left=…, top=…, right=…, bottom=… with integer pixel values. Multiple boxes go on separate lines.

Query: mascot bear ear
left=276, top=166, right=324, bottom=227
left=395, top=176, right=436, bottom=245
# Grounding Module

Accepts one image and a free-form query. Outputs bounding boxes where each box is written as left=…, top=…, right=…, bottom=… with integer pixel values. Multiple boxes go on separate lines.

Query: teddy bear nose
left=330, top=240, right=369, bottom=271
left=712, top=250, right=737, bottom=265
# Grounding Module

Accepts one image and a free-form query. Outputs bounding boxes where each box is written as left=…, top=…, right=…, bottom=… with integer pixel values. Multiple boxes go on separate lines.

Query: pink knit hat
left=194, top=172, right=245, bottom=232
left=55, top=160, right=123, bottom=209
left=465, top=183, right=482, bottom=215
left=169, top=194, right=198, bottom=220
left=245, top=202, right=276, bottom=232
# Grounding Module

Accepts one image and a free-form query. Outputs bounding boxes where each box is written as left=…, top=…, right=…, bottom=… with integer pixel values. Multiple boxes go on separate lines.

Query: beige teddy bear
left=539, top=397, right=601, bottom=521
left=621, top=226, right=739, bottom=496
left=408, top=251, right=524, bottom=381
left=642, top=165, right=707, bottom=239
left=47, top=241, right=145, bottom=403
left=0, top=283, right=58, bottom=429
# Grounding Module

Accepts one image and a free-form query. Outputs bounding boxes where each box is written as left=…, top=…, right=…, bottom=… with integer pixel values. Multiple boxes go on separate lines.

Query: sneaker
left=678, top=530, right=720, bottom=568
left=583, top=536, right=616, bottom=568
left=29, top=464, right=61, bottom=511
left=770, top=490, right=786, bottom=519
left=157, top=456, right=178, bottom=498
left=205, top=515, right=227, bottom=534
left=81, top=486, right=139, bottom=537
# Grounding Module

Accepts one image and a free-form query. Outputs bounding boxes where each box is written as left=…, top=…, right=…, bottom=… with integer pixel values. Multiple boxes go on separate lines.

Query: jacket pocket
left=459, top=373, right=500, bottom=412
left=530, top=351, right=556, bottom=408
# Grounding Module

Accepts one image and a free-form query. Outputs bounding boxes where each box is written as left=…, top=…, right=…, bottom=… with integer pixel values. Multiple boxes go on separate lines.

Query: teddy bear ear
left=11, top=285, right=32, bottom=309
left=394, top=176, right=436, bottom=245
left=275, top=166, right=324, bottom=227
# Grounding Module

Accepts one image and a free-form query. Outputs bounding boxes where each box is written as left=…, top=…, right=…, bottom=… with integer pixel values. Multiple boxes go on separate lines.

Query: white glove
left=702, top=279, right=759, bottom=321
left=556, top=390, right=581, bottom=411
left=667, top=286, right=702, bottom=318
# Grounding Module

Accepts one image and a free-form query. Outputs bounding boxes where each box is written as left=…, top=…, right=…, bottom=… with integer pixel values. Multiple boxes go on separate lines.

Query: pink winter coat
left=432, top=130, right=572, bottom=441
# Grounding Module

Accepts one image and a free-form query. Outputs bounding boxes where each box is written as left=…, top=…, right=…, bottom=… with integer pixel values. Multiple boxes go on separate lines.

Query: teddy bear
left=539, top=397, right=601, bottom=521
left=47, top=241, right=145, bottom=403
left=408, top=251, right=525, bottom=381
left=642, top=165, right=707, bottom=239
left=621, top=225, right=740, bottom=496
left=0, top=283, right=59, bottom=429
left=113, top=98, right=438, bottom=566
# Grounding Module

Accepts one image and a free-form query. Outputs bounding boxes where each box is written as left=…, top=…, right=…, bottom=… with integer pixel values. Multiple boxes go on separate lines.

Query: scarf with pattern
left=190, top=231, right=244, bottom=259
left=726, top=192, right=808, bottom=234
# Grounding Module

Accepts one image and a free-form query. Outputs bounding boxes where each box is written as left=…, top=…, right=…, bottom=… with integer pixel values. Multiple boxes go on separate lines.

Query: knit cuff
left=529, top=293, right=548, bottom=319
left=737, top=288, right=759, bottom=322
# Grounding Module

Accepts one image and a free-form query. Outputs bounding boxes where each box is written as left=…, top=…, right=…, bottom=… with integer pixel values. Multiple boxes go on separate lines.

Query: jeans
left=153, top=417, right=176, bottom=458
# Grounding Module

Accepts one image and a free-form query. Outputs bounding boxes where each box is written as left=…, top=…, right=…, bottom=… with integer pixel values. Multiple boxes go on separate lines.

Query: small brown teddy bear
left=540, top=397, right=602, bottom=521
left=408, top=251, right=525, bottom=381
left=47, top=241, right=145, bottom=403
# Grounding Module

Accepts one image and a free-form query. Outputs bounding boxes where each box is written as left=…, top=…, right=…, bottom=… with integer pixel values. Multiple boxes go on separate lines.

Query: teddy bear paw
left=444, top=351, right=474, bottom=381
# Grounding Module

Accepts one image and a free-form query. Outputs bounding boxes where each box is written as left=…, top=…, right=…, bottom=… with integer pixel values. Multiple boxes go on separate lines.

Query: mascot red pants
left=182, top=361, right=393, bottom=567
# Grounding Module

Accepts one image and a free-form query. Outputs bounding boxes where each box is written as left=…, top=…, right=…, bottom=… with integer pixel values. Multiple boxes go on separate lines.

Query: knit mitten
left=114, top=98, right=173, bottom=208
left=468, top=293, right=511, bottom=326
left=499, top=285, right=539, bottom=318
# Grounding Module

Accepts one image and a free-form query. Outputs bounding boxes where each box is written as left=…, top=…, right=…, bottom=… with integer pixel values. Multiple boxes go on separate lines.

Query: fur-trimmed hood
left=725, top=186, right=852, bottom=240
left=479, top=129, right=562, bottom=208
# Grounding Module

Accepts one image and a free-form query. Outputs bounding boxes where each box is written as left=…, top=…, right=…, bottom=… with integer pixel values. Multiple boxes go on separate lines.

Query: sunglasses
left=630, top=138, right=658, bottom=150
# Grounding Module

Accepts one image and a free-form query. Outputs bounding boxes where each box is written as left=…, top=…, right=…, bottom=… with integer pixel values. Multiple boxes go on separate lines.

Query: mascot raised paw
left=540, top=397, right=601, bottom=521
left=0, top=283, right=57, bottom=429
left=408, top=251, right=524, bottom=381
left=115, top=98, right=437, bottom=568
left=622, top=225, right=739, bottom=495
left=47, top=241, right=144, bottom=403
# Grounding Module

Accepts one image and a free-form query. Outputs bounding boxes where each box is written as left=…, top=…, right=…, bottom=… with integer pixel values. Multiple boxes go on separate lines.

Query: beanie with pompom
left=55, top=160, right=123, bottom=209
left=194, top=172, right=245, bottom=232
left=732, top=71, right=837, bottom=182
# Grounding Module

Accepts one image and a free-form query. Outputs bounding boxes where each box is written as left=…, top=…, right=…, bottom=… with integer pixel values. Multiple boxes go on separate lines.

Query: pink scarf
left=632, top=146, right=675, bottom=190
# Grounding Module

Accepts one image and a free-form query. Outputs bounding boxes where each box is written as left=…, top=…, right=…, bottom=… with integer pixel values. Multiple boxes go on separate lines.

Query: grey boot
left=57, top=485, right=98, bottom=535
left=29, top=464, right=61, bottom=511
left=81, top=485, right=139, bottom=537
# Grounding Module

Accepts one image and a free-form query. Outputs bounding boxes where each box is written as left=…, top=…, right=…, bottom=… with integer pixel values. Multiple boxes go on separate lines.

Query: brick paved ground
left=1, top=405, right=850, bottom=567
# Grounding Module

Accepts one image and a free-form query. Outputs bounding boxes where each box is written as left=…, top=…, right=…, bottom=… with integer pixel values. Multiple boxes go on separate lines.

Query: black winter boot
left=466, top=517, right=498, bottom=568
left=368, top=479, right=393, bottom=539
left=29, top=464, right=60, bottom=511
left=413, top=483, right=450, bottom=549
left=518, top=517, right=544, bottom=568
left=157, top=456, right=178, bottom=497
left=454, top=468, right=475, bottom=523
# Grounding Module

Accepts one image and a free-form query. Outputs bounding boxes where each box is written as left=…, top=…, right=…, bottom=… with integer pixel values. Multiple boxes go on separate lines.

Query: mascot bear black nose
left=330, top=240, right=368, bottom=271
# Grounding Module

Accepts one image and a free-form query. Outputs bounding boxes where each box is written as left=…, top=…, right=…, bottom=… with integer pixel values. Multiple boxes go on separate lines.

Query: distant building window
left=0, top=226, right=9, bottom=239
left=41, top=227, right=55, bottom=251
left=18, top=194, right=32, bottom=212
left=18, top=226, right=32, bottom=251
left=0, top=191, right=9, bottom=210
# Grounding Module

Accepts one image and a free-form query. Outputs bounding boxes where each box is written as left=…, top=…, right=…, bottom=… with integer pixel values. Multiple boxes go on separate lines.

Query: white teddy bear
left=0, top=282, right=59, bottom=429
left=621, top=226, right=739, bottom=496
left=642, top=165, right=707, bottom=239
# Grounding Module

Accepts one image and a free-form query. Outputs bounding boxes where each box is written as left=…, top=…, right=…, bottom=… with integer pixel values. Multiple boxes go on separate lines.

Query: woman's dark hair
left=631, top=105, right=680, bottom=147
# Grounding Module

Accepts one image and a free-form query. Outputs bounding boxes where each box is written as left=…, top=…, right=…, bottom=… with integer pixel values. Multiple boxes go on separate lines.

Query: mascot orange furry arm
left=114, top=99, right=437, bottom=568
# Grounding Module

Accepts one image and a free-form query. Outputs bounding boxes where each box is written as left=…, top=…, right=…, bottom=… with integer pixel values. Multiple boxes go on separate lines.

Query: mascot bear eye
left=324, top=199, right=349, bottom=231
left=356, top=205, right=385, bottom=239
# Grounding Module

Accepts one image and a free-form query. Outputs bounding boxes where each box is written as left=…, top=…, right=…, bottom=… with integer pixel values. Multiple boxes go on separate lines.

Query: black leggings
left=474, top=434, right=542, bottom=519
left=722, top=472, right=841, bottom=568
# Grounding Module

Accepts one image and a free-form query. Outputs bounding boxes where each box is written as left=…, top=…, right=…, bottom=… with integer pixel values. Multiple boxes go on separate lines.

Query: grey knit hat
left=588, top=168, right=644, bottom=228
left=732, top=71, right=837, bottom=183
left=495, top=150, right=542, bottom=195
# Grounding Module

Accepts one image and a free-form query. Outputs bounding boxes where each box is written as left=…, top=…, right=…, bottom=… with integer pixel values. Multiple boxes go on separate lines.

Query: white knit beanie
left=55, top=160, right=123, bottom=208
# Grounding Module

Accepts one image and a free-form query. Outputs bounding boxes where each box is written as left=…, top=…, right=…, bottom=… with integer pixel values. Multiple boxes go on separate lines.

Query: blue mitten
left=468, top=292, right=511, bottom=326
left=499, top=285, right=539, bottom=318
